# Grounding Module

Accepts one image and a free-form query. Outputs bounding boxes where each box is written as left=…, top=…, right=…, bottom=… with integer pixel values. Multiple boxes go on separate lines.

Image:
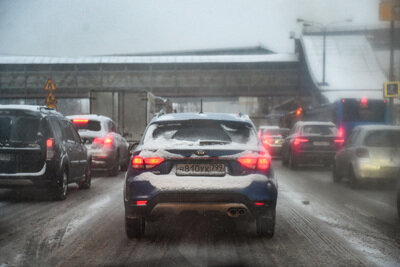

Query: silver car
left=67, top=114, right=130, bottom=176
left=333, top=125, right=400, bottom=189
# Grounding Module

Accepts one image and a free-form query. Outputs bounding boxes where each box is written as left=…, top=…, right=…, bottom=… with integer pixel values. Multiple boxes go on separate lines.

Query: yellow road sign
left=384, top=81, right=400, bottom=97
left=46, top=92, right=57, bottom=104
left=380, top=1, right=400, bottom=21
left=44, top=79, right=56, bottom=91
left=47, top=103, right=57, bottom=109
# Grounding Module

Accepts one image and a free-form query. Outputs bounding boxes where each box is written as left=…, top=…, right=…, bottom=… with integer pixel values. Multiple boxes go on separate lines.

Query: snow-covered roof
left=0, top=54, right=297, bottom=64
left=153, top=112, right=252, bottom=123
left=301, top=35, right=387, bottom=103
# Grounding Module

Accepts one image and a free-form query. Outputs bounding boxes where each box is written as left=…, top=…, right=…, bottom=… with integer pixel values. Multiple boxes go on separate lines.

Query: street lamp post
left=297, top=18, right=352, bottom=86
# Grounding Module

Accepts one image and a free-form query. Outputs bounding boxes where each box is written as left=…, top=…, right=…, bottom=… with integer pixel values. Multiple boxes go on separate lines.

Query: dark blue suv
left=124, top=113, right=278, bottom=238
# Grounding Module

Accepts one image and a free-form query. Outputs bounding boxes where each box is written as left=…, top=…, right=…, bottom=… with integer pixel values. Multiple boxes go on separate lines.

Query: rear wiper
left=199, top=140, right=231, bottom=145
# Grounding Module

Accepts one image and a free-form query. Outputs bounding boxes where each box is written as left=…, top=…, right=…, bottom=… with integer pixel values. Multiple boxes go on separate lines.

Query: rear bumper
left=354, top=160, right=400, bottom=180
left=124, top=173, right=278, bottom=219
left=0, top=164, right=53, bottom=188
left=294, top=151, right=335, bottom=163
left=90, top=150, right=116, bottom=170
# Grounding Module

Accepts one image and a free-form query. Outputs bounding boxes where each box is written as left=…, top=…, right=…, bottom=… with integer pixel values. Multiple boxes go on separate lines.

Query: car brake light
left=338, top=127, right=344, bottom=138
left=72, top=119, right=88, bottom=124
left=93, top=137, right=104, bottom=144
left=293, top=137, right=308, bottom=145
left=356, top=148, right=369, bottom=158
left=262, top=136, right=274, bottom=145
left=93, top=134, right=114, bottom=147
left=132, top=156, right=145, bottom=169
left=136, top=200, right=147, bottom=206
left=334, top=139, right=345, bottom=144
left=144, top=157, right=164, bottom=169
left=131, top=156, right=164, bottom=169
left=254, top=202, right=265, bottom=206
left=238, top=155, right=270, bottom=171
left=257, top=157, right=270, bottom=170
left=46, top=138, right=55, bottom=160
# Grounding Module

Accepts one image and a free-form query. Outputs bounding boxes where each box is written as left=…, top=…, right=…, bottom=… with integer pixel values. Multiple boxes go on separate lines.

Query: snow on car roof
left=0, top=104, right=61, bottom=115
left=295, top=121, right=336, bottom=126
left=152, top=112, right=253, bottom=124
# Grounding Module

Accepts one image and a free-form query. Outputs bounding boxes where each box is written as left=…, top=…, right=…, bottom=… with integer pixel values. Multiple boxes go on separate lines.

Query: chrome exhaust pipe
left=227, top=208, right=238, bottom=217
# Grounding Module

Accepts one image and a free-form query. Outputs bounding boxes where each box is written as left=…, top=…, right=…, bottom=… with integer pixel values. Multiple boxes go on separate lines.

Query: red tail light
left=334, top=139, right=345, bottom=144
left=257, top=157, right=270, bottom=170
left=131, top=156, right=164, bottom=169
left=72, top=119, right=88, bottom=124
left=132, top=156, right=145, bottom=169
left=262, top=136, right=274, bottom=145
left=144, top=157, right=165, bottom=169
left=254, top=202, right=265, bottom=206
left=360, top=97, right=368, bottom=108
left=338, top=127, right=344, bottom=138
left=93, top=134, right=114, bottom=147
left=136, top=200, right=147, bottom=206
left=46, top=138, right=55, bottom=160
left=238, top=155, right=270, bottom=171
left=293, top=137, right=308, bottom=145
left=356, top=148, right=369, bottom=158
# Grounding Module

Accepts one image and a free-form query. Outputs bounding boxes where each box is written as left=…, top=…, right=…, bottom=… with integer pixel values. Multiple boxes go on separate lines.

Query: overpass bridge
left=0, top=54, right=309, bottom=99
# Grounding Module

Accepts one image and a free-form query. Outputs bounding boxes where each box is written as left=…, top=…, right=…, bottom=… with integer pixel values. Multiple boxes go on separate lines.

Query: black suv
left=0, top=105, right=91, bottom=200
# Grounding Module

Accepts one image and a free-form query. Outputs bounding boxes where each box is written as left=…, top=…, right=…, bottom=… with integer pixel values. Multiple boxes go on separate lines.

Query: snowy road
left=0, top=161, right=399, bottom=266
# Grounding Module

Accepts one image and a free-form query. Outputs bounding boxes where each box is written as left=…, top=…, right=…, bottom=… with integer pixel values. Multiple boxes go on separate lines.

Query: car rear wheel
left=282, top=151, right=289, bottom=166
left=348, top=166, right=359, bottom=190
left=109, top=154, right=120, bottom=177
left=397, top=187, right=400, bottom=220
left=126, top=217, right=145, bottom=239
left=54, top=170, right=68, bottom=201
left=79, top=165, right=91, bottom=190
left=332, top=162, right=342, bottom=183
left=120, top=156, right=129, bottom=171
left=256, top=209, right=275, bottom=238
left=288, top=151, right=297, bottom=169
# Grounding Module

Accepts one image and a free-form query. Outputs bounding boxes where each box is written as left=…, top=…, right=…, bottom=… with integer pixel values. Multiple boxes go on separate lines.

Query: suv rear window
left=301, top=125, right=337, bottom=136
left=143, top=120, right=257, bottom=148
left=0, top=110, right=41, bottom=143
left=364, top=130, right=400, bottom=147
left=72, top=120, right=101, bottom=131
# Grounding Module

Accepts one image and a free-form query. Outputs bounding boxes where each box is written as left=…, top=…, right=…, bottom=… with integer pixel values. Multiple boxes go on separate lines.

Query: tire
left=256, top=209, right=275, bottom=238
left=396, top=186, right=400, bottom=219
left=348, top=166, right=359, bottom=190
left=332, top=162, right=342, bottom=183
left=126, top=217, right=145, bottom=239
left=120, top=156, right=129, bottom=171
left=79, top=165, right=91, bottom=190
left=282, top=151, right=289, bottom=166
left=54, top=170, right=68, bottom=201
left=288, top=151, right=298, bottom=170
left=109, top=154, right=120, bottom=177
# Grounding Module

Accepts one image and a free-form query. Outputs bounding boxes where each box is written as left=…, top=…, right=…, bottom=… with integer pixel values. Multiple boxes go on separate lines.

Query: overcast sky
left=0, top=0, right=387, bottom=57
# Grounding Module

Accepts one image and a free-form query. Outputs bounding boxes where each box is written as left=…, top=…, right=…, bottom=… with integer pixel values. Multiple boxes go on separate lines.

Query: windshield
left=0, top=110, right=41, bottom=143
left=72, top=120, right=101, bottom=132
left=301, top=125, right=337, bottom=136
left=364, top=130, right=400, bottom=147
left=143, top=120, right=258, bottom=148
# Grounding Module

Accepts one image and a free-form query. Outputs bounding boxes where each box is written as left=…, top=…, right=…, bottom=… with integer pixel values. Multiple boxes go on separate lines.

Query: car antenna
left=200, top=98, right=203, bottom=113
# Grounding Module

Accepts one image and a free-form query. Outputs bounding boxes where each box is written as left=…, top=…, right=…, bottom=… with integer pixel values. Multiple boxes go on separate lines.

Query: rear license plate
left=313, top=141, right=330, bottom=146
left=176, top=163, right=225, bottom=176
left=0, top=153, right=11, bottom=161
